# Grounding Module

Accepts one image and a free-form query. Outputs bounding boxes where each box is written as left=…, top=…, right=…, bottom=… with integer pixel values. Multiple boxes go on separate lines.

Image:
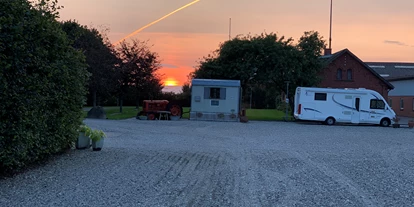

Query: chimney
left=324, top=48, right=332, bottom=56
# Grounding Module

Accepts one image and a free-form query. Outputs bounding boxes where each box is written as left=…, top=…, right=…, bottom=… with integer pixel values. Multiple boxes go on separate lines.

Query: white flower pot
left=92, top=138, right=104, bottom=151
left=76, top=132, right=91, bottom=149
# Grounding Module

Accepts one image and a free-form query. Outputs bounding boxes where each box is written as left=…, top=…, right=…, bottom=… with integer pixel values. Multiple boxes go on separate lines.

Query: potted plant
left=85, top=128, right=106, bottom=151
left=76, top=125, right=91, bottom=149
left=392, top=117, right=400, bottom=128
left=408, top=119, right=414, bottom=129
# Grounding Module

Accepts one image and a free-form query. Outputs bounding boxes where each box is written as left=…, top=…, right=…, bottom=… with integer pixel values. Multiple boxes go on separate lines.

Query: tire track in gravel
left=254, top=171, right=287, bottom=206
left=186, top=153, right=235, bottom=207
left=132, top=151, right=194, bottom=206
left=249, top=150, right=308, bottom=206
left=153, top=152, right=192, bottom=188
left=288, top=150, right=378, bottom=207
left=140, top=151, right=234, bottom=206
left=169, top=152, right=216, bottom=206
left=380, top=145, right=414, bottom=169
left=231, top=150, right=262, bottom=207
left=144, top=152, right=164, bottom=165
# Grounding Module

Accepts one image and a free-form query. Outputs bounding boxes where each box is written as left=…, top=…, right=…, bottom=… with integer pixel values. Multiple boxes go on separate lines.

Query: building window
left=315, top=93, right=327, bottom=101
left=400, top=98, right=404, bottom=110
left=388, top=98, right=392, bottom=107
left=370, top=99, right=385, bottom=110
left=347, top=69, right=353, bottom=80
left=336, top=69, right=342, bottom=80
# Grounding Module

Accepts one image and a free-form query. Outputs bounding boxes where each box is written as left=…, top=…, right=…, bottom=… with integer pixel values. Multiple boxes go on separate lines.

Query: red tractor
left=136, top=100, right=183, bottom=120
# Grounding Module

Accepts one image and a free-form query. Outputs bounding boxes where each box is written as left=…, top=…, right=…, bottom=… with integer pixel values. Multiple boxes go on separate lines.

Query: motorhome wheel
left=380, top=118, right=390, bottom=127
left=325, top=117, right=335, bottom=125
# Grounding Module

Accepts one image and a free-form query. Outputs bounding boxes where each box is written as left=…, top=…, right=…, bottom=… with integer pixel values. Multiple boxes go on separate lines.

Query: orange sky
left=58, top=0, right=414, bottom=86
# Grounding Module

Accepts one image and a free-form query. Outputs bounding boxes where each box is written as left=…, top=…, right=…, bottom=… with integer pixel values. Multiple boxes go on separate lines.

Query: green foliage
left=102, top=106, right=141, bottom=120
left=178, top=83, right=191, bottom=106
left=0, top=0, right=89, bottom=176
left=246, top=109, right=287, bottom=121
left=82, top=106, right=284, bottom=121
left=79, top=125, right=105, bottom=142
left=158, top=90, right=191, bottom=107
left=115, top=39, right=164, bottom=109
left=78, top=124, right=89, bottom=133
left=86, top=129, right=106, bottom=142
left=60, top=20, right=119, bottom=107
left=191, top=31, right=326, bottom=109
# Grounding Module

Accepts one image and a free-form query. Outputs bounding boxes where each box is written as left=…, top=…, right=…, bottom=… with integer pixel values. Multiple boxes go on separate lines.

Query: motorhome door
left=352, top=97, right=361, bottom=124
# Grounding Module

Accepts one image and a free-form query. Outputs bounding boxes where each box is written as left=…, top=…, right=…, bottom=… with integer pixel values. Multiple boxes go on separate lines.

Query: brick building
left=386, top=76, right=414, bottom=117
left=318, top=48, right=394, bottom=100
left=366, top=62, right=414, bottom=117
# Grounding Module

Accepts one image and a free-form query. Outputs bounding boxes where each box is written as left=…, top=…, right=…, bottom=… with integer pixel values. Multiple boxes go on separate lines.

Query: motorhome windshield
left=370, top=99, right=386, bottom=109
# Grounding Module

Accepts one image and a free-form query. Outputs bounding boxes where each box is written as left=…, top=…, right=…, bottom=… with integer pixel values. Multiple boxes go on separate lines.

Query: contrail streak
left=114, top=0, right=200, bottom=46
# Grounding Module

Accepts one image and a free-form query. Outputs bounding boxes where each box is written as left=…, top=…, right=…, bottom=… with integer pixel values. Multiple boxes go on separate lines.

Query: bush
left=0, top=0, right=89, bottom=176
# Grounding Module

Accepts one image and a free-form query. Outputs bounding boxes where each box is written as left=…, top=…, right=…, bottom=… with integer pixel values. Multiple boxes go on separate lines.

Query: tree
left=190, top=31, right=327, bottom=110
left=287, top=31, right=327, bottom=112
left=116, top=39, right=163, bottom=111
left=294, top=31, right=327, bottom=87
left=181, top=83, right=191, bottom=96
left=61, top=20, right=119, bottom=107
left=0, top=0, right=89, bottom=175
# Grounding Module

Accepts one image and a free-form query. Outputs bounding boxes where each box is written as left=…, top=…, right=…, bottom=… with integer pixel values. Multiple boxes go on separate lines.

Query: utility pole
left=248, top=68, right=257, bottom=109
left=284, top=81, right=290, bottom=121
left=329, top=0, right=333, bottom=49
left=250, top=86, right=253, bottom=109
left=229, top=18, right=231, bottom=40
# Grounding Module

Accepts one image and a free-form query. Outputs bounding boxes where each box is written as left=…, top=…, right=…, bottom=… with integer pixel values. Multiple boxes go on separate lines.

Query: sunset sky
left=58, top=0, right=414, bottom=87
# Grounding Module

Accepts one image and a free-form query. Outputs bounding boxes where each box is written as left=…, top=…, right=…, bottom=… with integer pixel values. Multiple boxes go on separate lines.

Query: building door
left=352, top=97, right=360, bottom=124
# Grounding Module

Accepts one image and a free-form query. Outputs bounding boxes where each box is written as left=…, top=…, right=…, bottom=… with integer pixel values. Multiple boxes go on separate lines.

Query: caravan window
left=204, top=87, right=226, bottom=100
left=370, top=99, right=385, bottom=110
left=314, top=93, right=327, bottom=101
left=209, top=88, right=221, bottom=99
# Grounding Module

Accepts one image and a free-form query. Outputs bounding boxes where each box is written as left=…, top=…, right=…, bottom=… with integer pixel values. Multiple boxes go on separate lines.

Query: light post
left=250, top=86, right=253, bottom=109
left=284, top=81, right=290, bottom=121
left=248, top=68, right=257, bottom=109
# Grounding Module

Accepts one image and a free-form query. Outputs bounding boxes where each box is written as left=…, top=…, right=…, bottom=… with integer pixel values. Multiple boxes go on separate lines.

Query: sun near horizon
left=163, top=77, right=179, bottom=86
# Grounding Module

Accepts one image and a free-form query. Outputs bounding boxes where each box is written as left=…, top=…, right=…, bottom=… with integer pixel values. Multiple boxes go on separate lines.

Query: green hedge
left=0, top=0, right=89, bottom=176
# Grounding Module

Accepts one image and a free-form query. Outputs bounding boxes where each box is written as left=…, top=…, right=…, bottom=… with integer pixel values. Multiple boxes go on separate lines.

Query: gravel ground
left=1, top=118, right=414, bottom=207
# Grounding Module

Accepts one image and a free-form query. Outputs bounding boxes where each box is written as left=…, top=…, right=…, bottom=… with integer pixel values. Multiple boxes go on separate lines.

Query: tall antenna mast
left=229, top=18, right=232, bottom=40
left=329, top=0, right=333, bottom=49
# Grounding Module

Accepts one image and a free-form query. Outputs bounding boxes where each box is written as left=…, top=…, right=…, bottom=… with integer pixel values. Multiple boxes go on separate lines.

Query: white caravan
left=293, top=87, right=396, bottom=126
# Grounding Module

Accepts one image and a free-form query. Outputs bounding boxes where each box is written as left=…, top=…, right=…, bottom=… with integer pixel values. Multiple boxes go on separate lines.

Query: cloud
left=161, top=63, right=179, bottom=69
left=383, top=40, right=414, bottom=47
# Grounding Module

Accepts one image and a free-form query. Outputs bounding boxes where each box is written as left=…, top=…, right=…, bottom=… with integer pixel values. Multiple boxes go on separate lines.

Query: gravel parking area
left=1, top=118, right=414, bottom=206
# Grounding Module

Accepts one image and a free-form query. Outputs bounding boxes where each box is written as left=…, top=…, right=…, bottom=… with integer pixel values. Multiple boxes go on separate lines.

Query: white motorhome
left=293, top=87, right=396, bottom=126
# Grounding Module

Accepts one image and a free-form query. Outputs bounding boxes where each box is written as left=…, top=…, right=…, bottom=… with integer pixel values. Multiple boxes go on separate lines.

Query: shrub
left=0, top=0, right=89, bottom=176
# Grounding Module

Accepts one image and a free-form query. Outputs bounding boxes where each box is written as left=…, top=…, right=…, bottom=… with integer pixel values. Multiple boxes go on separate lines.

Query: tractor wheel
left=167, top=102, right=183, bottom=118
left=147, top=113, right=156, bottom=120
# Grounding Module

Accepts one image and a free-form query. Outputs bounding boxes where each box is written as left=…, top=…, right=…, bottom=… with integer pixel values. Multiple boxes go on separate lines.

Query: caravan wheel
left=325, top=117, right=336, bottom=126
